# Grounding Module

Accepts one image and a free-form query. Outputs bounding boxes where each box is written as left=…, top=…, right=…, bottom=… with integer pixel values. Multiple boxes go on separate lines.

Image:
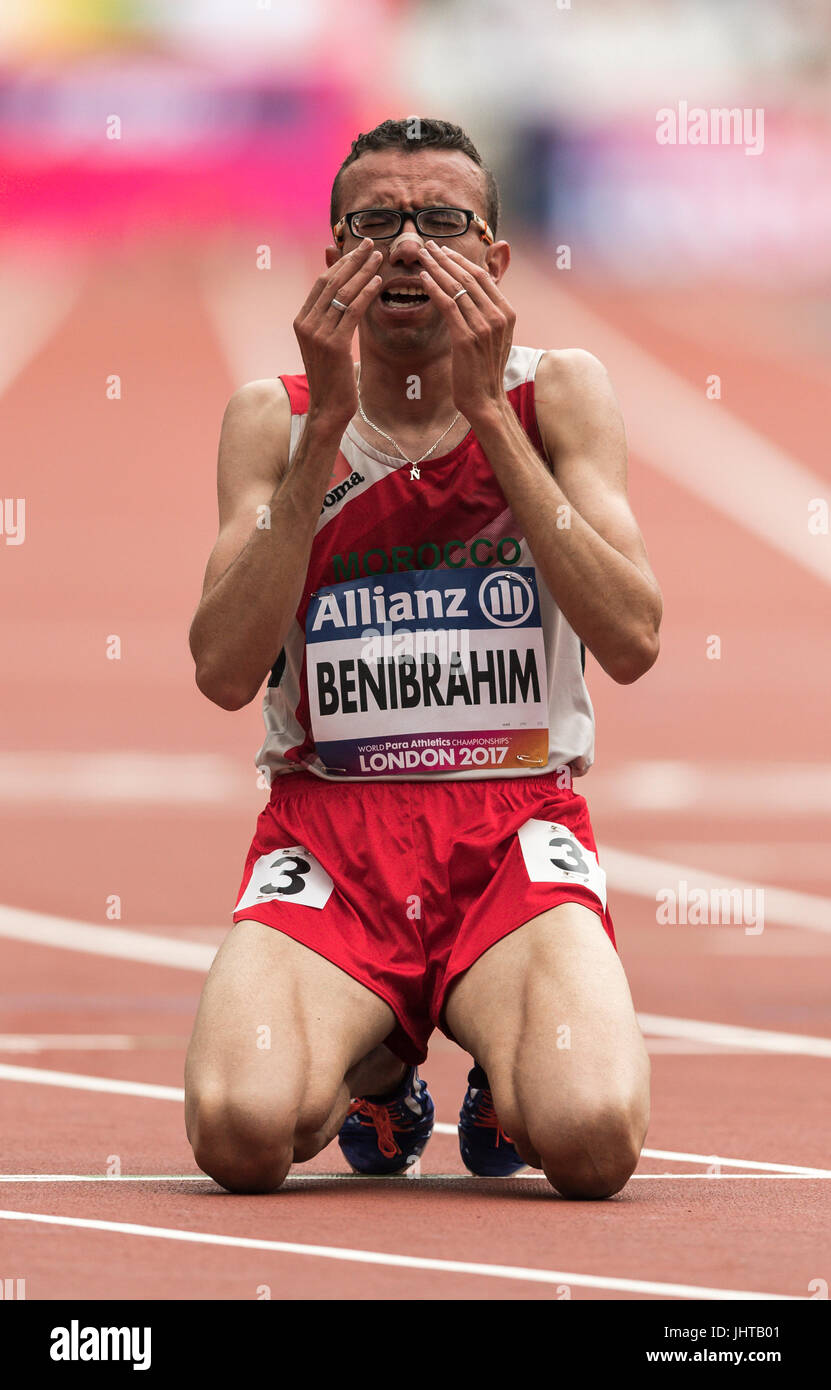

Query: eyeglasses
left=333, top=206, right=494, bottom=245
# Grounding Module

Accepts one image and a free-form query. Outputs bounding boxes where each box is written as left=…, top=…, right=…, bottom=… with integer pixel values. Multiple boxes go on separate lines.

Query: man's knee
left=187, top=1086, right=297, bottom=1192
left=186, top=1046, right=351, bottom=1191
left=530, top=1095, right=648, bottom=1200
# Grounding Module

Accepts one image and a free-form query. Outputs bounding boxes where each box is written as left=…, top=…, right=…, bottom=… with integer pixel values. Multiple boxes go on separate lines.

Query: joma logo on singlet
left=320, top=470, right=365, bottom=515
left=333, top=535, right=522, bottom=581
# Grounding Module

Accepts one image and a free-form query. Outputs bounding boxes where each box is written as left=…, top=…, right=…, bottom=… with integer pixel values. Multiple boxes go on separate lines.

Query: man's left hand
left=417, top=242, right=515, bottom=424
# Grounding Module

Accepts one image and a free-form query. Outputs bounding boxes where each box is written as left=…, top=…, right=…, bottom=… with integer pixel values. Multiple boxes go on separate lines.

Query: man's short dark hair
left=330, top=117, right=500, bottom=235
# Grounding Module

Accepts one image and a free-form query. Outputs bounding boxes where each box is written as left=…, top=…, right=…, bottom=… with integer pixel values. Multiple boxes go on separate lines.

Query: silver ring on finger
left=453, top=288, right=469, bottom=301
left=330, top=297, right=349, bottom=311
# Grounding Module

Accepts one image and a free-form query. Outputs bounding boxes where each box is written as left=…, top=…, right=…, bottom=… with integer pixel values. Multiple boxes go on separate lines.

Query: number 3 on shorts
left=234, top=845, right=334, bottom=913
left=517, top=818, right=607, bottom=910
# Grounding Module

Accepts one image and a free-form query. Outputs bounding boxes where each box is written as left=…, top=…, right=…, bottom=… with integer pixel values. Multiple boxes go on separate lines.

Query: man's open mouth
left=380, top=286, right=430, bottom=307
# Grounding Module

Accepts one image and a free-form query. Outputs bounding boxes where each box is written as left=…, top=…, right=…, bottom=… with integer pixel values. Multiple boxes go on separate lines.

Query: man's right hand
left=293, top=238, right=382, bottom=428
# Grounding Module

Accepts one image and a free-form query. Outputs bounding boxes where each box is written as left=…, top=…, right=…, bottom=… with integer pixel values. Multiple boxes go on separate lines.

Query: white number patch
left=234, top=845, right=334, bottom=913
left=517, top=818, right=607, bottom=910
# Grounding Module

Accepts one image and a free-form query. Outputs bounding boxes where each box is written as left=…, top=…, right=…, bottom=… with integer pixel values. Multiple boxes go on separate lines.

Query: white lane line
left=0, top=1064, right=183, bottom=1102
left=635, top=1149, right=831, bottom=1177
left=0, top=1035, right=182, bottom=1053
left=516, top=259, right=831, bottom=585
left=0, top=751, right=255, bottom=807
left=638, top=1013, right=831, bottom=1058
left=0, top=904, right=217, bottom=971
left=0, top=262, right=82, bottom=400
left=1, top=1064, right=826, bottom=1176
left=624, top=843, right=831, bottom=888
left=596, top=762, right=831, bottom=817
left=0, top=1175, right=210, bottom=1183
left=0, top=1172, right=827, bottom=1183
left=0, top=1208, right=797, bottom=1300
left=603, top=848, right=831, bottom=935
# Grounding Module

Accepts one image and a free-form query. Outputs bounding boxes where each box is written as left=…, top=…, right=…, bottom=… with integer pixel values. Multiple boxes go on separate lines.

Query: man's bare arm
left=189, top=237, right=383, bottom=711
left=530, top=348, right=662, bottom=681
left=472, top=349, right=662, bottom=685
left=188, top=380, right=346, bottom=709
left=416, top=247, right=661, bottom=685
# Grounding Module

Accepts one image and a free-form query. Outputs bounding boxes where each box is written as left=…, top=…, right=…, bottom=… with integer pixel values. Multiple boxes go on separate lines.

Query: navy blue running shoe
left=459, top=1066, right=528, bottom=1177
left=339, top=1066, right=434, bottom=1175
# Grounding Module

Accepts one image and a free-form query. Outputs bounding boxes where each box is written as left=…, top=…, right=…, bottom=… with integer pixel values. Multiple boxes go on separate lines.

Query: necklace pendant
left=409, top=463, right=421, bottom=480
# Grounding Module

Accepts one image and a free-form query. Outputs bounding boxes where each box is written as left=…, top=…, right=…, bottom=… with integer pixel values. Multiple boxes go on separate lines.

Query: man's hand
left=416, top=241, right=516, bottom=424
left=293, top=239, right=383, bottom=428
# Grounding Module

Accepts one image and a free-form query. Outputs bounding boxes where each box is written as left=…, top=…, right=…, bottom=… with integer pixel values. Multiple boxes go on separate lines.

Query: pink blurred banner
left=538, top=109, right=831, bottom=281
left=0, top=60, right=360, bottom=241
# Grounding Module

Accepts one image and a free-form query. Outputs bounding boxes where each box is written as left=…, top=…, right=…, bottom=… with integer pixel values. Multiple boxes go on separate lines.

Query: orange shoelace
left=347, top=1098, right=412, bottom=1159
left=473, top=1090, right=514, bottom=1149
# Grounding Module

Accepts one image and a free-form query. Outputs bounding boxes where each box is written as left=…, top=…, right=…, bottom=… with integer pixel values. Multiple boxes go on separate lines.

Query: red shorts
left=232, top=769, right=616, bottom=1065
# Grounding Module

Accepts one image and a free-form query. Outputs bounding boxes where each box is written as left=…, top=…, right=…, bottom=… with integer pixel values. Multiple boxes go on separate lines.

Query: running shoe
left=458, top=1065, right=528, bottom=1177
left=338, top=1066, right=434, bottom=1175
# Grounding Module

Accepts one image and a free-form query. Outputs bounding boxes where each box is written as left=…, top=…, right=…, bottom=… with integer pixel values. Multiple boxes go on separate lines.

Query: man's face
left=329, top=148, right=505, bottom=354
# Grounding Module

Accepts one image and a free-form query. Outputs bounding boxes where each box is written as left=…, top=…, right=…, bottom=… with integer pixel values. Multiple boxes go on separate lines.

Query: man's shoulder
left=530, top=347, right=626, bottom=480
left=534, top=348, right=612, bottom=400
left=219, top=379, right=295, bottom=479
left=534, top=349, right=620, bottom=441
left=225, top=376, right=296, bottom=422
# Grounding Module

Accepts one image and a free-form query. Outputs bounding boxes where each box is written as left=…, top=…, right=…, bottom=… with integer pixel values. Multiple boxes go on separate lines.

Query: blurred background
left=2, top=0, right=830, bottom=274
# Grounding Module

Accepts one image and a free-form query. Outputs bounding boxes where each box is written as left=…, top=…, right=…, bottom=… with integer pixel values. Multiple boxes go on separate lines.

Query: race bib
left=234, top=846, right=334, bottom=913
left=517, top=817, right=607, bottom=909
left=305, top=567, right=549, bottom=776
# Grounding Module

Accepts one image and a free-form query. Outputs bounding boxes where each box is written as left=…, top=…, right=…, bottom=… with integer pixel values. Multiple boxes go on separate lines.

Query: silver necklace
left=356, top=365, right=460, bottom=480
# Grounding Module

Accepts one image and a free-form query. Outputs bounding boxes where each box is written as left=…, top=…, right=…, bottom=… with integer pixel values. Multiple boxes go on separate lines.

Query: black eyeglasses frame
left=332, top=206, right=495, bottom=246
